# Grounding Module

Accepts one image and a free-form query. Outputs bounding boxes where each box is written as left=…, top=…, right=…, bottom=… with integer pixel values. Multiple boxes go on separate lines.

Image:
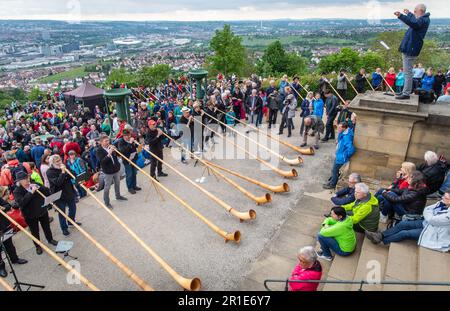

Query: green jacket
left=320, top=216, right=356, bottom=253
left=343, top=194, right=380, bottom=232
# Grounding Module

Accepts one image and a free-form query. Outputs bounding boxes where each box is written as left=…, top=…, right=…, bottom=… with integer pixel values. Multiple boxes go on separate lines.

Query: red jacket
left=289, top=261, right=322, bottom=291
left=385, top=73, right=396, bottom=87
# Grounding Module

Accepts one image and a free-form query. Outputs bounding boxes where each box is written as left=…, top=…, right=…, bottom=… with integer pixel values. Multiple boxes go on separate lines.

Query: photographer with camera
left=267, top=89, right=282, bottom=130
left=278, top=89, right=297, bottom=138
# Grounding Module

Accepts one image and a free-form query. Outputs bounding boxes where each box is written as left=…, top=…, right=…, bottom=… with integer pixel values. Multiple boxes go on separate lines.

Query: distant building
left=62, top=42, right=80, bottom=53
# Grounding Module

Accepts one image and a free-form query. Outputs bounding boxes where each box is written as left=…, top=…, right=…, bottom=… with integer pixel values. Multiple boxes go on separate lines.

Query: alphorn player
left=145, top=119, right=167, bottom=181
left=0, top=196, right=28, bottom=278
left=395, top=4, right=430, bottom=100
left=13, top=171, right=58, bottom=255
left=117, top=129, right=142, bottom=195
left=300, top=115, right=325, bottom=151
left=96, top=135, right=128, bottom=209
left=47, top=154, right=81, bottom=236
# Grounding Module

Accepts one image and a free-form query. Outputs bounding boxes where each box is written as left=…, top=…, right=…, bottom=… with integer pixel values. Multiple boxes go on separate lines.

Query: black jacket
left=117, top=138, right=138, bottom=162
left=417, top=161, right=447, bottom=194
left=325, top=95, right=339, bottom=117
left=46, top=167, right=76, bottom=203
left=382, top=186, right=429, bottom=215
left=145, top=129, right=164, bottom=153
left=13, top=185, right=50, bottom=219
left=245, top=96, right=263, bottom=113
left=96, top=146, right=121, bottom=175
left=0, top=198, right=12, bottom=232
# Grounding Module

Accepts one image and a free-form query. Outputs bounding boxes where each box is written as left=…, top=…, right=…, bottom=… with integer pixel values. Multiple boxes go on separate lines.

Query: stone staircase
left=238, top=185, right=450, bottom=291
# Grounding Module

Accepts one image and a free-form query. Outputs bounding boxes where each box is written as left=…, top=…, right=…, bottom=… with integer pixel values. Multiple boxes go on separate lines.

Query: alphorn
left=215, top=107, right=315, bottom=156
left=133, top=142, right=258, bottom=219
left=0, top=277, right=13, bottom=291
left=364, top=75, right=376, bottom=91
left=158, top=133, right=273, bottom=205
left=202, top=111, right=303, bottom=166
left=344, top=75, right=359, bottom=95
left=35, top=189, right=153, bottom=291
left=0, top=208, right=100, bottom=291
left=63, top=170, right=201, bottom=291
left=204, top=160, right=290, bottom=193
left=113, top=148, right=241, bottom=244
left=192, top=117, right=298, bottom=178
left=286, top=81, right=305, bottom=101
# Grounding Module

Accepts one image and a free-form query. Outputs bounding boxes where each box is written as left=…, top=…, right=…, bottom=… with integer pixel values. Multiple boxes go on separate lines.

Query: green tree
left=136, top=64, right=172, bottom=87
left=256, top=41, right=307, bottom=77
left=359, top=52, right=384, bottom=73
left=318, top=48, right=360, bottom=74
left=285, top=52, right=308, bottom=76
left=106, top=68, right=134, bottom=86
left=207, top=25, right=247, bottom=76
left=28, top=87, right=45, bottom=102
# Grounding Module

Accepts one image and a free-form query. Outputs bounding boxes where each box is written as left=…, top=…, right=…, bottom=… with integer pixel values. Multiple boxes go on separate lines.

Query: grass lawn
left=38, top=66, right=91, bottom=83
left=242, top=35, right=357, bottom=48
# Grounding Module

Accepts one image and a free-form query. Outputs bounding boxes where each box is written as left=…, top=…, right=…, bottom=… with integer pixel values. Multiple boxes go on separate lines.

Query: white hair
left=355, top=183, right=370, bottom=195
left=424, top=151, right=438, bottom=165
left=349, top=173, right=362, bottom=183
left=48, top=154, right=62, bottom=168
left=416, top=3, right=427, bottom=12
left=297, top=246, right=317, bottom=263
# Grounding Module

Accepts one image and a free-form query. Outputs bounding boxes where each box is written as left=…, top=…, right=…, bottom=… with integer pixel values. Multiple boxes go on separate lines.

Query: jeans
left=250, top=111, right=261, bottom=127
left=75, top=183, right=87, bottom=198
left=317, top=234, right=353, bottom=258
left=124, top=162, right=137, bottom=190
left=402, top=54, right=417, bottom=95
left=329, top=162, right=344, bottom=188
left=380, top=192, right=407, bottom=217
left=103, top=171, right=121, bottom=205
left=324, top=114, right=337, bottom=140
left=396, top=85, right=404, bottom=94
left=382, top=219, right=423, bottom=245
left=439, top=172, right=450, bottom=195
left=279, top=114, right=293, bottom=136
left=56, top=199, right=77, bottom=232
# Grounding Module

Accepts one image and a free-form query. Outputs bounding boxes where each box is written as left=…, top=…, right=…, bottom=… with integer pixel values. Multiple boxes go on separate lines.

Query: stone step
left=383, top=241, right=419, bottom=291
left=322, top=233, right=364, bottom=291
left=350, top=237, right=389, bottom=291
left=418, top=247, right=450, bottom=291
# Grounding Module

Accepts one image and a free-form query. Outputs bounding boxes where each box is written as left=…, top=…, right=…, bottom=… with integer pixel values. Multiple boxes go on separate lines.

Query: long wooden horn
left=63, top=170, right=202, bottom=291
left=203, top=160, right=290, bottom=193
left=364, top=75, right=375, bottom=91
left=133, top=142, right=257, bottom=220
left=113, top=149, right=241, bottom=244
left=0, top=208, right=100, bottom=291
left=381, top=73, right=396, bottom=95
left=325, top=79, right=346, bottom=105
left=344, top=74, right=360, bottom=95
left=35, top=189, right=153, bottom=291
left=202, top=111, right=303, bottom=166
left=286, top=81, right=305, bottom=101
left=158, top=133, right=272, bottom=205
left=192, top=117, right=298, bottom=178
left=0, top=277, right=13, bottom=291
left=215, top=107, right=314, bottom=156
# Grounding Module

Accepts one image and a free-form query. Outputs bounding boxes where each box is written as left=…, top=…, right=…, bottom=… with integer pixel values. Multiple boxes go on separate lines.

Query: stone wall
left=348, top=92, right=450, bottom=181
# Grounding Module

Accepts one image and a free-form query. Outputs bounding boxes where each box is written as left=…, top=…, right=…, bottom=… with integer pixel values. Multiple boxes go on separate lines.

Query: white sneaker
left=379, top=213, right=388, bottom=224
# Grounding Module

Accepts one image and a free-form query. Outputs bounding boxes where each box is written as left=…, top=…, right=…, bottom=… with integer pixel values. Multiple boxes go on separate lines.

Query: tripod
left=0, top=231, right=45, bottom=291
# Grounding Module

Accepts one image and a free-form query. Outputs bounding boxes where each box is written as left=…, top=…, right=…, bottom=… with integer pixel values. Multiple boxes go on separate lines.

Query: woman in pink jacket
left=289, top=246, right=323, bottom=291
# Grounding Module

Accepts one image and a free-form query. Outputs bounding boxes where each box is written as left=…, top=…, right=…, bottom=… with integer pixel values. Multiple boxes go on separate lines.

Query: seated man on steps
left=342, top=183, right=380, bottom=233
left=326, top=173, right=361, bottom=215
left=317, top=206, right=356, bottom=262
left=366, top=188, right=450, bottom=253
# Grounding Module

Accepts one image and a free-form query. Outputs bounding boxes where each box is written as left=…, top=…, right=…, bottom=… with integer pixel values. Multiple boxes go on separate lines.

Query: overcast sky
left=0, top=0, right=449, bottom=21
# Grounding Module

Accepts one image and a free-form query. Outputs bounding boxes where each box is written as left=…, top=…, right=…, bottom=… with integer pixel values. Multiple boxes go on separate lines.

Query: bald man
left=394, top=4, right=430, bottom=100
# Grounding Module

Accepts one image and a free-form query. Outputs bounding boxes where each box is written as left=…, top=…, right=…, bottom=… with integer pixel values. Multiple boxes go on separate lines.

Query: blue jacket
left=300, top=99, right=311, bottom=118
left=396, top=72, right=405, bottom=86
left=372, top=73, right=382, bottom=87
left=421, top=75, right=435, bottom=91
left=335, top=129, right=355, bottom=165
left=30, top=145, right=46, bottom=167
left=398, top=12, right=430, bottom=57
left=313, top=98, right=324, bottom=119
left=331, top=186, right=356, bottom=206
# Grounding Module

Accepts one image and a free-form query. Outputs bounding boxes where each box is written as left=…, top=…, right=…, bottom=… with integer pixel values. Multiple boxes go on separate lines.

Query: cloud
left=0, top=0, right=448, bottom=20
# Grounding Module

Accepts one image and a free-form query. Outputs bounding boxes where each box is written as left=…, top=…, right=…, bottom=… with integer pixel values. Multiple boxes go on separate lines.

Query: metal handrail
left=264, top=279, right=450, bottom=291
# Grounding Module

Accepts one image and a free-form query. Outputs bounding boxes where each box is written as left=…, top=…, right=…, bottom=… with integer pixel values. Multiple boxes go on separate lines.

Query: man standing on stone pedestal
left=395, top=4, right=430, bottom=100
